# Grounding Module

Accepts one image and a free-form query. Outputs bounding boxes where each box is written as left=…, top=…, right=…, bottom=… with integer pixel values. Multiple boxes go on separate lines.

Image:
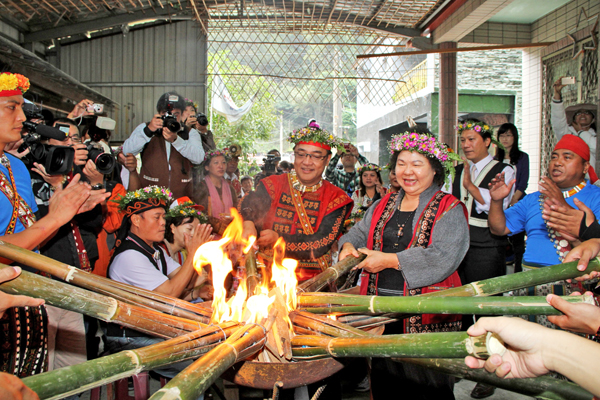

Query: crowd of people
left=1, top=70, right=600, bottom=400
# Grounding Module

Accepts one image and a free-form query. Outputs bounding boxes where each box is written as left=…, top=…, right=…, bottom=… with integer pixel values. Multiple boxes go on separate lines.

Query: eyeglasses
left=294, top=151, right=328, bottom=161
left=67, top=135, right=82, bottom=144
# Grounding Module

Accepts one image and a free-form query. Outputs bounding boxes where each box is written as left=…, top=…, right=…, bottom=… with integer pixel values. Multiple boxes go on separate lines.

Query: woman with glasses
left=339, top=130, right=468, bottom=399
left=495, top=123, right=529, bottom=273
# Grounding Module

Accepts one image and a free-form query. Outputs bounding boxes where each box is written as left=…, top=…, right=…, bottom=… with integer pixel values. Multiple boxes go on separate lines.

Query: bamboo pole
left=0, top=264, right=204, bottom=337
left=298, top=294, right=594, bottom=315
left=23, top=323, right=239, bottom=400
left=245, top=250, right=260, bottom=298
left=0, top=240, right=211, bottom=322
left=289, top=310, right=372, bottom=338
left=149, top=323, right=270, bottom=400
left=292, top=332, right=505, bottom=360
left=297, top=253, right=366, bottom=293
left=398, top=358, right=593, bottom=400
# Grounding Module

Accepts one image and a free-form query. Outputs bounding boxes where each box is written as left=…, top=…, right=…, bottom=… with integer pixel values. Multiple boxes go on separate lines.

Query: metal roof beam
left=23, top=7, right=181, bottom=42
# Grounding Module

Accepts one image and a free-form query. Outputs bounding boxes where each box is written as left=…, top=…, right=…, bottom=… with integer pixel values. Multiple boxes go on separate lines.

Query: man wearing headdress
left=241, top=122, right=353, bottom=282
left=0, top=72, right=108, bottom=379
left=552, top=77, right=597, bottom=180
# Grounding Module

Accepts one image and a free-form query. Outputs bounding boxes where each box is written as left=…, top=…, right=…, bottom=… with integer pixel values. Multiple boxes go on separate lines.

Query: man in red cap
left=241, top=122, right=352, bottom=283
left=486, top=135, right=600, bottom=324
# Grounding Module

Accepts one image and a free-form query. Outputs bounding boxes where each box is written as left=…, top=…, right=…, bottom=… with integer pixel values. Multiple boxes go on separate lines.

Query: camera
left=86, top=143, right=115, bottom=174
left=196, top=113, right=209, bottom=126
left=20, top=121, right=74, bottom=176
left=261, top=154, right=279, bottom=176
left=86, top=103, right=104, bottom=114
left=160, top=95, right=181, bottom=133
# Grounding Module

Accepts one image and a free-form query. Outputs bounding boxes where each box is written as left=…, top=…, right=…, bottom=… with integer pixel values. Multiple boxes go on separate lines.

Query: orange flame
left=192, top=209, right=298, bottom=326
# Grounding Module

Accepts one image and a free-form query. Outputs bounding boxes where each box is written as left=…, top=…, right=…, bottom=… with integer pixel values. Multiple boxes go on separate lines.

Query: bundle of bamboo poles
left=2, top=239, right=598, bottom=399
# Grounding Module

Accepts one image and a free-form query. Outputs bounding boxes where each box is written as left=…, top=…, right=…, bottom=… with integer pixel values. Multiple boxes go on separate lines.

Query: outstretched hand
left=464, top=317, right=551, bottom=379
left=564, top=239, right=600, bottom=281
left=546, top=292, right=600, bottom=335
left=487, top=172, right=515, bottom=202
left=0, top=267, right=45, bottom=318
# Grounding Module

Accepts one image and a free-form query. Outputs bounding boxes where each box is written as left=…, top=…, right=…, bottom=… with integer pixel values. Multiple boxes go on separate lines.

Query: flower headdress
left=358, top=163, right=382, bottom=175
left=184, top=98, right=199, bottom=111
left=114, top=186, right=173, bottom=217
left=288, top=121, right=342, bottom=151
left=388, top=132, right=462, bottom=185
left=167, top=197, right=208, bottom=224
left=204, top=149, right=230, bottom=162
left=456, top=120, right=505, bottom=151
left=0, top=72, right=30, bottom=97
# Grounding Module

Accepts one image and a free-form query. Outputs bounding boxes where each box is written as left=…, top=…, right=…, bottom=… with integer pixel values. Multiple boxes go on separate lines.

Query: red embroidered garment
left=258, top=174, right=352, bottom=282
left=361, top=190, right=466, bottom=333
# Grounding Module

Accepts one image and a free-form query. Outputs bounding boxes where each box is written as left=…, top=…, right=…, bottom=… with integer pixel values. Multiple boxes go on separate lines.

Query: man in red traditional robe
left=241, top=122, right=353, bottom=282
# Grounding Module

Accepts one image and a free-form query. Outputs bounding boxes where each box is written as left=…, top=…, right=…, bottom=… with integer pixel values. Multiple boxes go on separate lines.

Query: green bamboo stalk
left=298, top=294, right=593, bottom=315
left=0, top=240, right=211, bottom=322
left=23, top=323, right=239, bottom=400
left=291, top=332, right=504, bottom=360
left=398, top=358, right=593, bottom=400
left=297, top=253, right=366, bottom=293
left=149, top=323, right=267, bottom=400
left=0, top=264, right=203, bottom=337
left=289, top=310, right=372, bottom=338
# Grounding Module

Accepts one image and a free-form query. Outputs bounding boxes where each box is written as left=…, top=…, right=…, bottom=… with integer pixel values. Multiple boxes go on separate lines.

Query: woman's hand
left=356, top=248, right=398, bottom=273
left=464, top=317, right=552, bottom=379
left=546, top=292, right=600, bottom=335
left=340, top=242, right=359, bottom=262
left=185, top=224, right=213, bottom=256
left=31, top=163, right=65, bottom=188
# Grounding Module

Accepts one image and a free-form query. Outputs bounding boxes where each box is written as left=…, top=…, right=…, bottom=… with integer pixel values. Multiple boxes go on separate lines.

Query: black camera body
left=196, top=113, right=209, bottom=126
left=261, top=154, right=279, bottom=176
left=20, top=121, right=75, bottom=176
left=160, top=95, right=182, bottom=133
left=86, top=142, right=115, bottom=174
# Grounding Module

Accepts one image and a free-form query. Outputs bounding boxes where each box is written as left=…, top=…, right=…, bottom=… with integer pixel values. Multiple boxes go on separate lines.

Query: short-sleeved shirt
left=505, top=183, right=600, bottom=267
left=109, top=247, right=180, bottom=291
left=0, top=154, right=38, bottom=234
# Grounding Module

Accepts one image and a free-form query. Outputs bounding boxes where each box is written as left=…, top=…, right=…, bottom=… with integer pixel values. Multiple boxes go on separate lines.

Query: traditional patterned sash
left=362, top=190, right=464, bottom=333
left=286, top=174, right=330, bottom=275
left=0, top=156, right=48, bottom=376
left=0, top=156, right=36, bottom=235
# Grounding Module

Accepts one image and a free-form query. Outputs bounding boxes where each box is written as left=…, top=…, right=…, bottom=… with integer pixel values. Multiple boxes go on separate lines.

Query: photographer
left=182, top=98, right=215, bottom=153
left=325, top=142, right=369, bottom=196
left=123, top=92, right=204, bottom=199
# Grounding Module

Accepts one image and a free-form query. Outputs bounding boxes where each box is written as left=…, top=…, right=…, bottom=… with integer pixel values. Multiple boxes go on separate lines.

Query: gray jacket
left=339, top=185, right=469, bottom=290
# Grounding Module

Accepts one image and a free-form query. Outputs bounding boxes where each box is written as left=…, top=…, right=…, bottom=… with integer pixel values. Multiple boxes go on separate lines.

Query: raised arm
left=487, top=172, right=515, bottom=236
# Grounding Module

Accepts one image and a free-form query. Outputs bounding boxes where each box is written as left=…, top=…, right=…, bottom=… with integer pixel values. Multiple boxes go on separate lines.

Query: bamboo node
left=369, top=296, right=376, bottom=313
left=124, top=350, right=143, bottom=370
left=65, top=266, right=77, bottom=282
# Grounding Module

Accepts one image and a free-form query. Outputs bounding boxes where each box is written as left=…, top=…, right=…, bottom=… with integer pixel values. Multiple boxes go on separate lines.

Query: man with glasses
left=552, top=77, right=597, bottom=185
left=29, top=117, right=106, bottom=387
left=241, top=122, right=353, bottom=282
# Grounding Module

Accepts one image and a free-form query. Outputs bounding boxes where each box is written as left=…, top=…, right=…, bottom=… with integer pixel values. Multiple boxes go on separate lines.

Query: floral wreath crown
left=456, top=120, right=505, bottom=151
left=388, top=132, right=462, bottom=185
left=167, top=201, right=208, bottom=224
left=114, top=186, right=173, bottom=217
left=0, top=73, right=30, bottom=97
left=288, top=121, right=342, bottom=152
left=184, top=98, right=199, bottom=111
left=205, top=149, right=230, bottom=162
left=358, top=163, right=382, bottom=175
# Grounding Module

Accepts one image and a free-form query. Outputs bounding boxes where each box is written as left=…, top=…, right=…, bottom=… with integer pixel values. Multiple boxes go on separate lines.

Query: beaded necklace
left=539, top=181, right=586, bottom=262
left=289, top=171, right=323, bottom=194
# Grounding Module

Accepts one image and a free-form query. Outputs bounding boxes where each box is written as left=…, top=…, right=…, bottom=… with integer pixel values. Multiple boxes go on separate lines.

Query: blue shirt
left=505, top=183, right=600, bottom=267
left=0, top=154, right=38, bottom=235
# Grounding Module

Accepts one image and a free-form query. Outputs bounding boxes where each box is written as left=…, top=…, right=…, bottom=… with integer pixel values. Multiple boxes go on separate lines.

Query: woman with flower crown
left=194, top=149, right=238, bottom=236
left=350, top=163, right=386, bottom=214
left=339, top=129, right=469, bottom=399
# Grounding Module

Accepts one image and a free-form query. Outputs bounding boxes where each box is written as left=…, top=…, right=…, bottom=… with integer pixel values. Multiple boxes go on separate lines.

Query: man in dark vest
left=122, top=92, right=204, bottom=199
left=451, top=119, right=514, bottom=399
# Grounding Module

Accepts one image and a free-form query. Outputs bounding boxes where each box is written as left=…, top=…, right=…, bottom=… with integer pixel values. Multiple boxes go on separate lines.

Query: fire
left=193, top=209, right=299, bottom=326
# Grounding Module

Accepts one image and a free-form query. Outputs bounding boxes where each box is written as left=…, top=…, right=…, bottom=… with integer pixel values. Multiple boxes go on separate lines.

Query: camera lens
left=163, top=116, right=181, bottom=133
